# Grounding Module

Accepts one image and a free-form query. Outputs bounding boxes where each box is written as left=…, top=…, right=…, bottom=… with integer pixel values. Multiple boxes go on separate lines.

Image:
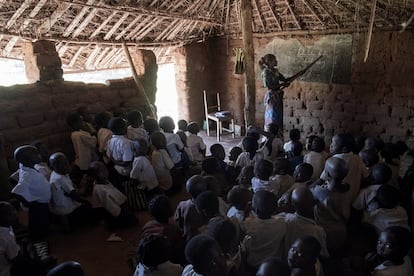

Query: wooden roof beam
left=85, top=45, right=100, bottom=69
left=6, top=0, right=33, bottom=29
left=4, top=37, right=19, bottom=56
left=101, top=48, right=122, bottom=68
left=136, top=19, right=162, bottom=40
left=90, top=11, right=117, bottom=38
left=21, top=0, right=47, bottom=31
left=125, top=16, right=153, bottom=40
left=59, top=0, right=222, bottom=26
left=300, top=0, right=326, bottom=27
left=252, top=0, right=266, bottom=32
left=104, top=12, right=130, bottom=40
left=155, top=19, right=179, bottom=41
left=348, top=0, right=393, bottom=26
left=58, top=43, right=68, bottom=56
left=264, top=0, right=283, bottom=30
left=38, top=3, right=72, bottom=33
left=69, top=46, right=86, bottom=67
left=284, top=0, right=302, bottom=29
left=166, top=20, right=189, bottom=41
left=115, top=16, right=141, bottom=40
left=93, top=47, right=110, bottom=68
left=313, top=0, right=340, bottom=27
left=72, top=8, right=99, bottom=38
left=96, top=48, right=118, bottom=68
left=63, top=0, right=95, bottom=37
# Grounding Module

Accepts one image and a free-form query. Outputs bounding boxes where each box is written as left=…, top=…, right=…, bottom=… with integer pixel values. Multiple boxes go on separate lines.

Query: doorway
left=155, top=63, right=179, bottom=125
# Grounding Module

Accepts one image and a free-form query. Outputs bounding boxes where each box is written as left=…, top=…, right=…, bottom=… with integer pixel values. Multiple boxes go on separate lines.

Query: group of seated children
left=133, top=126, right=414, bottom=276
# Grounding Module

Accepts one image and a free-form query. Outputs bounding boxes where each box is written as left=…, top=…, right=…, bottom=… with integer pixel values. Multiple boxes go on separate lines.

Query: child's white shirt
left=262, top=138, right=284, bottom=161
left=187, top=133, right=206, bottom=163
left=11, top=164, right=51, bottom=203
left=235, top=152, right=259, bottom=168
left=163, top=132, right=184, bottom=164
left=92, top=181, right=127, bottom=217
left=363, top=206, right=410, bottom=234
left=251, top=177, right=281, bottom=196
left=151, top=149, right=174, bottom=191
left=352, top=184, right=382, bottom=212
left=49, top=171, right=81, bottom=216
left=182, top=265, right=202, bottom=276
left=127, top=126, right=148, bottom=141
left=107, top=134, right=134, bottom=176
left=130, top=156, right=158, bottom=190
left=133, top=261, right=183, bottom=276
left=0, top=226, right=20, bottom=276
left=283, top=141, right=294, bottom=153
left=71, top=129, right=97, bottom=170
left=303, top=151, right=328, bottom=181
left=373, top=256, right=413, bottom=276
left=270, top=174, right=294, bottom=196
left=227, top=206, right=245, bottom=223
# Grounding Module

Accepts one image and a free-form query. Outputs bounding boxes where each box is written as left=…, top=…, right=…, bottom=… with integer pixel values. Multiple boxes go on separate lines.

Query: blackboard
left=257, top=34, right=352, bottom=84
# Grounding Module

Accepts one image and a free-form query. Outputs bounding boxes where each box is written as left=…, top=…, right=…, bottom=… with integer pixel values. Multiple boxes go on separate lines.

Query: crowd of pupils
left=2, top=106, right=414, bottom=276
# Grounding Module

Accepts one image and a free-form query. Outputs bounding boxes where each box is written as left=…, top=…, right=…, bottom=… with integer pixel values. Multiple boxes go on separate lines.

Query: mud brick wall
left=209, top=31, right=414, bottom=145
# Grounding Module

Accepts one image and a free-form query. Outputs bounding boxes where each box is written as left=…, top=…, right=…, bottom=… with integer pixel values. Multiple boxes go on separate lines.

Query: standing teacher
left=259, top=54, right=294, bottom=134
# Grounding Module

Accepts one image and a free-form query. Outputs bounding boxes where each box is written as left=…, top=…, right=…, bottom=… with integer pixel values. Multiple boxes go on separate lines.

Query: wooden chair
left=203, top=90, right=235, bottom=141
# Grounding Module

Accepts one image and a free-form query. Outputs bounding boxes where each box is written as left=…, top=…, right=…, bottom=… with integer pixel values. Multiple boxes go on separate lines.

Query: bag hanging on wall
left=234, top=48, right=245, bottom=74
left=123, top=179, right=148, bottom=211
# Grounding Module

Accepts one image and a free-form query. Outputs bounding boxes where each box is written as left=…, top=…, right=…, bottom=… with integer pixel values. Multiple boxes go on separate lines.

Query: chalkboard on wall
left=257, top=34, right=352, bottom=84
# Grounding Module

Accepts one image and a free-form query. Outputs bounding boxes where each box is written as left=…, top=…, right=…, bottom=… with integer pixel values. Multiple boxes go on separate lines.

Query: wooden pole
left=122, top=42, right=156, bottom=118
left=241, top=0, right=256, bottom=128
left=364, top=0, right=377, bottom=63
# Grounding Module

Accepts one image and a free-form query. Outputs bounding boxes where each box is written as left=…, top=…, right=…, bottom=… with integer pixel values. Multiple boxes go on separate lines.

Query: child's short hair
left=148, top=195, right=172, bottom=223
left=143, top=118, right=159, bottom=134
left=291, top=235, right=321, bottom=264
left=204, top=175, right=223, bottom=197
left=376, top=185, right=399, bottom=209
left=242, top=136, right=258, bottom=153
left=46, top=261, right=84, bottom=276
left=255, top=160, right=273, bottom=181
left=273, top=158, right=290, bottom=175
left=176, top=131, right=187, bottom=147
left=293, top=163, right=313, bottom=182
left=88, top=161, right=108, bottom=181
left=237, top=165, right=254, bottom=186
left=66, top=112, right=82, bottom=131
left=150, top=132, right=167, bottom=150
left=306, top=135, right=318, bottom=151
left=252, top=190, right=277, bottom=218
left=227, top=187, right=252, bottom=210
left=158, top=116, right=175, bottom=132
left=290, top=141, right=303, bottom=157
left=229, top=146, right=243, bottom=161
left=108, top=117, right=127, bottom=135
left=0, top=201, right=17, bottom=227
left=371, top=163, right=392, bottom=184
left=267, top=123, right=279, bottom=136
left=185, top=175, right=207, bottom=199
left=195, top=191, right=219, bottom=218
left=127, top=110, right=143, bottom=126
left=289, top=128, right=301, bottom=141
left=207, top=217, right=238, bottom=254
left=380, top=226, right=412, bottom=259
left=325, top=157, right=348, bottom=180
left=202, top=157, right=219, bottom=174
left=333, top=133, right=355, bottom=153
left=14, top=145, right=40, bottom=167
left=94, top=111, right=112, bottom=129
left=291, top=187, right=315, bottom=213
left=359, top=149, right=379, bottom=167
left=311, top=137, right=325, bottom=153
left=187, top=122, right=200, bottom=134
left=257, top=257, right=290, bottom=276
left=137, top=234, right=171, bottom=270
left=49, top=152, right=70, bottom=174
left=177, top=119, right=188, bottom=131
left=185, top=235, right=222, bottom=274
left=210, top=144, right=225, bottom=160
left=246, top=128, right=261, bottom=141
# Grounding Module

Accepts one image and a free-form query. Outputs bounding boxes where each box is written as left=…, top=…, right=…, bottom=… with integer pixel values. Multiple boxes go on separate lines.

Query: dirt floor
left=43, top=131, right=241, bottom=275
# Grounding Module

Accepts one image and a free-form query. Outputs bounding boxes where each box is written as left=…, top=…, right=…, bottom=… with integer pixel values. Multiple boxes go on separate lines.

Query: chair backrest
left=203, top=91, right=221, bottom=117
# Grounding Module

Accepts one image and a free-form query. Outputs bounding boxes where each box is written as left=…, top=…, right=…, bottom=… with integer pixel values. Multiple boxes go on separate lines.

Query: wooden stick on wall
left=364, top=0, right=377, bottom=63
left=122, top=42, right=156, bottom=118
left=241, top=0, right=256, bottom=128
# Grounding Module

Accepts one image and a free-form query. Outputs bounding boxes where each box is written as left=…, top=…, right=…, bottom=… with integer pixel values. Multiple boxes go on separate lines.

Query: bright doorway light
left=0, top=58, right=28, bottom=86
left=155, top=63, right=178, bottom=125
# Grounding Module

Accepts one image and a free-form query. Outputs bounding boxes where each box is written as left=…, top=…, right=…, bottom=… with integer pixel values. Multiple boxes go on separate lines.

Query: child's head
left=242, top=136, right=259, bottom=154
left=376, top=184, right=399, bottom=209
left=255, top=160, right=273, bottom=181
left=267, top=123, right=279, bottom=136
left=49, top=152, right=71, bottom=175
left=359, top=149, right=379, bottom=168
left=0, top=201, right=18, bottom=228
left=291, top=141, right=303, bottom=157
left=77, top=106, right=93, bottom=123
left=207, top=217, right=239, bottom=254
left=293, top=163, right=313, bottom=183
left=66, top=112, right=82, bottom=131
left=288, top=236, right=321, bottom=271
left=186, top=175, right=207, bottom=199
left=94, top=111, right=112, bottom=129
left=252, top=190, right=278, bottom=219
left=259, top=54, right=278, bottom=69
left=143, top=118, right=159, bottom=134
left=256, top=257, right=290, bottom=276
left=227, top=186, right=252, bottom=211
left=291, top=187, right=315, bottom=218
left=310, top=137, right=325, bottom=153
left=329, top=133, right=354, bottom=154
left=371, top=163, right=392, bottom=185
left=177, top=119, right=188, bottom=132
left=127, top=110, right=143, bottom=128
left=205, top=175, right=224, bottom=198
left=364, top=136, right=380, bottom=152
left=137, top=234, right=171, bottom=270
left=324, top=157, right=349, bottom=182
left=31, top=140, right=50, bottom=163
left=237, top=165, right=254, bottom=187
left=187, top=122, right=200, bottom=135
left=185, top=235, right=226, bottom=276
left=289, top=128, right=301, bottom=142
left=195, top=191, right=219, bottom=220
left=305, top=135, right=318, bottom=151
left=176, top=131, right=188, bottom=147
left=210, top=144, right=225, bottom=161
left=148, top=195, right=173, bottom=224
left=377, top=226, right=411, bottom=263
left=273, top=158, right=290, bottom=175
left=246, top=128, right=261, bottom=142
left=108, top=117, right=127, bottom=135
left=88, top=161, right=108, bottom=183
left=229, top=146, right=243, bottom=162
left=202, top=157, right=219, bottom=174
left=46, top=261, right=84, bottom=276
left=150, top=132, right=167, bottom=150
left=158, top=116, right=175, bottom=133
left=14, top=145, right=41, bottom=168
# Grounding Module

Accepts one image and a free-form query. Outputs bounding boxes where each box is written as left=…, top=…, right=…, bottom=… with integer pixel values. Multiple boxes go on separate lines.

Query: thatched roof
left=0, top=0, right=413, bottom=71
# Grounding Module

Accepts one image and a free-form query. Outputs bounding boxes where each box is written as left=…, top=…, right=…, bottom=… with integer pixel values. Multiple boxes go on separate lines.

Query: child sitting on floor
left=202, top=157, right=228, bottom=190
left=143, top=118, right=159, bottom=137
left=134, top=234, right=183, bottom=276
left=288, top=141, right=304, bottom=175
left=236, top=136, right=260, bottom=169
left=89, top=161, right=137, bottom=229
left=150, top=132, right=174, bottom=193
left=174, top=175, right=207, bottom=241
left=242, top=190, right=286, bottom=268
left=270, top=158, right=294, bottom=197
left=228, top=147, right=242, bottom=168
left=236, top=165, right=254, bottom=190
left=177, top=119, right=188, bottom=134
left=205, top=176, right=229, bottom=217
left=288, top=235, right=322, bottom=276
left=303, top=137, right=328, bottom=181
left=262, top=123, right=284, bottom=161
left=11, top=145, right=51, bottom=238
left=187, top=122, right=206, bottom=165
left=158, top=116, right=186, bottom=168
left=284, top=128, right=302, bottom=155
left=251, top=160, right=280, bottom=195
left=256, top=257, right=290, bottom=276
left=195, top=191, right=221, bottom=233
left=127, top=110, right=148, bottom=142
left=0, top=201, right=20, bottom=276
left=227, top=186, right=252, bottom=223
left=95, top=111, right=113, bottom=165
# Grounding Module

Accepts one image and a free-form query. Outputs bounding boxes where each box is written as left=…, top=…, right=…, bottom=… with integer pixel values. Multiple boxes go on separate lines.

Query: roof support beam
left=104, top=12, right=130, bottom=40
left=264, top=0, right=283, bottom=30
left=115, top=15, right=141, bottom=40
left=252, top=0, right=266, bottom=32
left=6, top=0, right=33, bottom=29
left=125, top=16, right=153, bottom=40
left=313, top=0, right=340, bottom=27
left=72, top=8, right=99, bottom=38
left=38, top=3, right=71, bottom=33
left=90, top=11, right=117, bottom=38
left=86, top=45, right=100, bottom=69
left=63, top=0, right=95, bottom=37
left=21, top=0, right=47, bottom=31
left=4, top=37, right=19, bottom=56
left=285, top=0, right=302, bottom=29
left=69, top=46, right=86, bottom=67
left=348, top=0, right=392, bottom=26
left=300, top=0, right=326, bottom=27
